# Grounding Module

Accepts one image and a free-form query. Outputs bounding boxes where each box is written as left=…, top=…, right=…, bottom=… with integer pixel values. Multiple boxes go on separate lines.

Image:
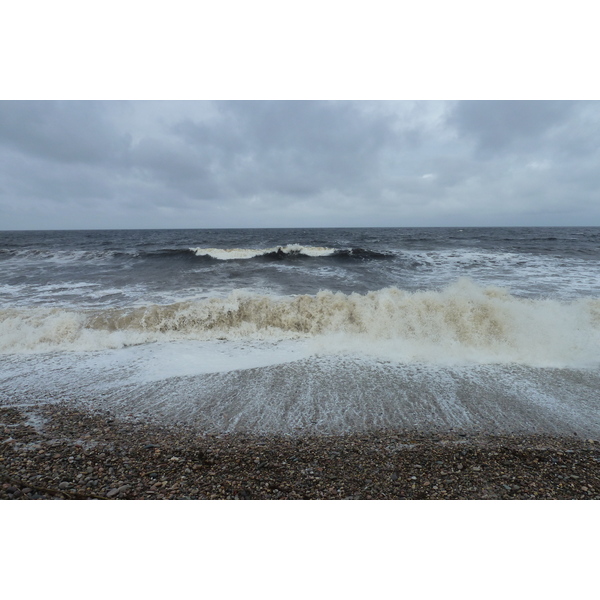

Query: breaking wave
left=1, top=279, right=599, bottom=367
left=0, top=244, right=392, bottom=263
left=189, top=245, right=390, bottom=260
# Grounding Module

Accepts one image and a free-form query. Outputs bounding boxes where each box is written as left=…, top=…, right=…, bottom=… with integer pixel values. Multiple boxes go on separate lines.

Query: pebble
left=2, top=403, right=600, bottom=501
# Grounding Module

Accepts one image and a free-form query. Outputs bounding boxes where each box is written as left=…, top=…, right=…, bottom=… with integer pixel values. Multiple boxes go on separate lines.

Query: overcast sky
left=1, top=100, right=599, bottom=230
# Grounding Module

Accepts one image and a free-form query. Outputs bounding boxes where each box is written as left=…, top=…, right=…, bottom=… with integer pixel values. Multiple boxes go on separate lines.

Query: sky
left=1, top=99, right=599, bottom=230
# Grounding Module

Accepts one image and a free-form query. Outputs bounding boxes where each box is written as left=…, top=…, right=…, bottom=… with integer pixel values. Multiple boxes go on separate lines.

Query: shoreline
left=1, top=403, right=599, bottom=500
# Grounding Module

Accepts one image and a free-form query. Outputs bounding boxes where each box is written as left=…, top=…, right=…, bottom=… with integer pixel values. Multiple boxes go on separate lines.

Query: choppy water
left=1, top=227, right=599, bottom=435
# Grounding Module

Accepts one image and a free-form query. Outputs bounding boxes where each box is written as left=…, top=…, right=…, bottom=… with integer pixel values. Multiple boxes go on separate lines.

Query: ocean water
left=1, top=227, right=600, bottom=436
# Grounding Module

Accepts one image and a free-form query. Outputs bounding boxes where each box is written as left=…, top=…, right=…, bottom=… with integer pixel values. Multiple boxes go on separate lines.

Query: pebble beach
left=2, top=403, right=599, bottom=500
left=3, top=228, right=600, bottom=502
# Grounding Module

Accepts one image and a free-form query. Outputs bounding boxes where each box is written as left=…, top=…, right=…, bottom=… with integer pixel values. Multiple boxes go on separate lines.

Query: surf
left=1, top=278, right=599, bottom=368
left=189, top=245, right=390, bottom=260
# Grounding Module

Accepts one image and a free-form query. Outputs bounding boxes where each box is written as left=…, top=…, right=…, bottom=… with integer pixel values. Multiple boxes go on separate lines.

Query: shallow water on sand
left=2, top=342, right=599, bottom=437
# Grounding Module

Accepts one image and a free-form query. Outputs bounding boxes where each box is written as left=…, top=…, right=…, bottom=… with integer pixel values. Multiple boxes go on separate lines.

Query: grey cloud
left=449, top=100, right=578, bottom=154
left=548, top=102, right=600, bottom=159
left=0, top=147, right=114, bottom=203
left=169, top=101, right=409, bottom=198
left=0, top=101, right=131, bottom=165
left=1, top=100, right=599, bottom=229
left=130, top=137, right=222, bottom=199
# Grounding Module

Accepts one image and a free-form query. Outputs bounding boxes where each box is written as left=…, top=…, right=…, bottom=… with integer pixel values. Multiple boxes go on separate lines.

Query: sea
left=1, top=227, right=600, bottom=436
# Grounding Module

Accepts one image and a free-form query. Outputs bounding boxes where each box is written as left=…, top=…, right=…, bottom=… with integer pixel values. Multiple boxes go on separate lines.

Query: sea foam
left=1, top=279, right=599, bottom=367
left=190, top=244, right=336, bottom=260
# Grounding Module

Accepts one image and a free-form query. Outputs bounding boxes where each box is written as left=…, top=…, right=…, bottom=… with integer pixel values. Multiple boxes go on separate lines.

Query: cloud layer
left=1, top=100, right=598, bottom=229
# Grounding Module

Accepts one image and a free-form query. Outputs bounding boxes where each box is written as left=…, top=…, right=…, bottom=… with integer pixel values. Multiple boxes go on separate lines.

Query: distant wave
left=0, top=244, right=392, bottom=263
left=189, top=245, right=391, bottom=260
left=2, top=279, right=599, bottom=368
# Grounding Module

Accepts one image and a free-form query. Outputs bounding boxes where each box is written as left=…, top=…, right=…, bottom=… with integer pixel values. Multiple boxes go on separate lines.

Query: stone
left=106, top=488, right=119, bottom=497
left=58, top=482, right=71, bottom=490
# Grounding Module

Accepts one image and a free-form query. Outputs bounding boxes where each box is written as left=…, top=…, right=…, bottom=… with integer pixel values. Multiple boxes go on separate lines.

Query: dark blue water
left=2, top=227, right=599, bottom=309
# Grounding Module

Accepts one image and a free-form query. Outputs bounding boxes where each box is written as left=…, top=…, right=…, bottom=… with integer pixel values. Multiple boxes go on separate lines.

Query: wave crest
left=189, top=245, right=390, bottom=260
left=190, top=245, right=336, bottom=260
left=2, top=279, right=599, bottom=366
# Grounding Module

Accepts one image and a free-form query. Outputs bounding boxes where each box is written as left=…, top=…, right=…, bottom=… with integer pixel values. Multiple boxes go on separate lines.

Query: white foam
left=190, top=244, right=336, bottom=260
left=2, top=248, right=118, bottom=264
left=82, top=339, right=308, bottom=382
left=3, top=351, right=600, bottom=436
left=1, top=279, right=599, bottom=368
left=400, top=249, right=600, bottom=299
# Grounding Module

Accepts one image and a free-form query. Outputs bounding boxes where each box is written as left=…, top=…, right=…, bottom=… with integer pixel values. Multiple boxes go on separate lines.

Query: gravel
left=2, top=403, right=600, bottom=500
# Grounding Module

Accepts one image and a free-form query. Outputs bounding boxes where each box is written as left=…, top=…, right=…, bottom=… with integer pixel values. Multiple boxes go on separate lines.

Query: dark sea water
left=1, top=227, right=600, bottom=436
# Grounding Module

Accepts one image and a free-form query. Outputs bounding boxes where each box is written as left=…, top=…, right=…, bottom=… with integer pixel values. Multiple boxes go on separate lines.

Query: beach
left=2, top=402, right=599, bottom=500
left=2, top=227, right=600, bottom=500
